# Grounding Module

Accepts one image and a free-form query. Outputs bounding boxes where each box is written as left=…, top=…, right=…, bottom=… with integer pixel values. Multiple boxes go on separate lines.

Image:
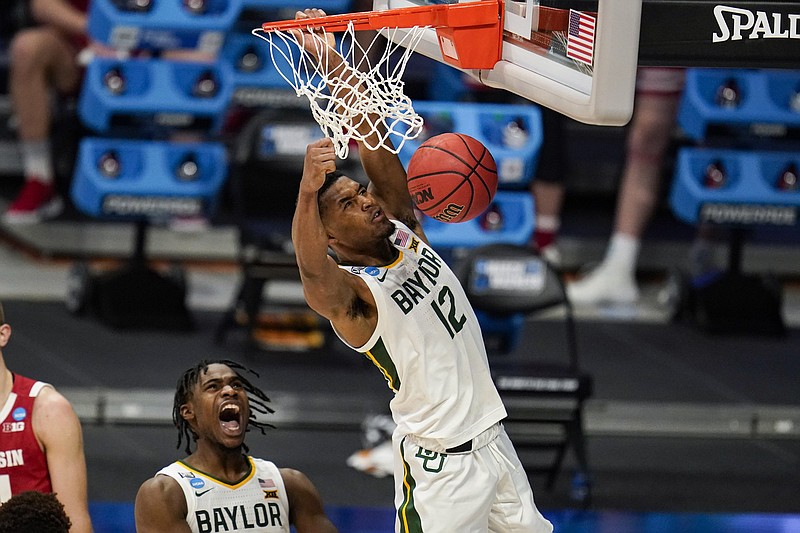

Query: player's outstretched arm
left=293, top=8, right=426, bottom=242
left=291, top=137, right=348, bottom=311
left=292, top=138, right=369, bottom=329
left=33, top=386, right=94, bottom=533
left=282, top=468, right=338, bottom=533
left=134, top=476, right=193, bottom=533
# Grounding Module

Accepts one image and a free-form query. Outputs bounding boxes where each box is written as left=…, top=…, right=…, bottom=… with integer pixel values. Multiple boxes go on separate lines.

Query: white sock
left=601, top=233, right=640, bottom=277
left=535, top=214, right=561, bottom=232
left=21, top=140, right=54, bottom=184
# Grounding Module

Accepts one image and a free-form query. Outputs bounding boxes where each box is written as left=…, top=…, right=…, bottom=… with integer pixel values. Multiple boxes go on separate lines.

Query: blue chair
left=67, top=138, right=228, bottom=329
left=88, top=0, right=243, bottom=51
left=665, top=147, right=792, bottom=336
left=79, top=57, right=233, bottom=136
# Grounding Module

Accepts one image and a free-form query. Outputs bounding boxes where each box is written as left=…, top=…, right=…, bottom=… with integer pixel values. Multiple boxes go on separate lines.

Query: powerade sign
left=638, top=1, right=800, bottom=68
left=102, top=195, right=204, bottom=217
left=700, top=203, right=797, bottom=226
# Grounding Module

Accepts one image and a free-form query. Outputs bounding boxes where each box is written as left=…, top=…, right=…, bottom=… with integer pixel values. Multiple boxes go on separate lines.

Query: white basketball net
left=252, top=23, right=427, bottom=159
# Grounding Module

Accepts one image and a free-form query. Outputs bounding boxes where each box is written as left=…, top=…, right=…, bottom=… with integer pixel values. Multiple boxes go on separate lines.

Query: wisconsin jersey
left=335, top=220, right=506, bottom=450
left=158, top=457, right=290, bottom=533
left=0, top=374, right=52, bottom=503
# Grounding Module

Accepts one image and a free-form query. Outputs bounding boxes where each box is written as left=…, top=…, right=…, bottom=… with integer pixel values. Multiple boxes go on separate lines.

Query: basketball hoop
left=252, top=1, right=503, bottom=158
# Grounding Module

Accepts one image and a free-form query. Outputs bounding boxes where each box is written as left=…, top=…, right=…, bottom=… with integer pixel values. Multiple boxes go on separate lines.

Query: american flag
left=258, top=478, right=276, bottom=489
left=566, top=9, right=596, bottom=66
left=393, top=230, right=410, bottom=247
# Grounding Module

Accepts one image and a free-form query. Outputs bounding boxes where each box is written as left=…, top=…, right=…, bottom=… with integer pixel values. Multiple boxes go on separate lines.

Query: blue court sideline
left=90, top=503, right=800, bottom=533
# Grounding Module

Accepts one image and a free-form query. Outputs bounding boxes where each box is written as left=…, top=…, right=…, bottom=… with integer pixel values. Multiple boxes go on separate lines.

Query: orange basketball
left=407, top=133, right=498, bottom=223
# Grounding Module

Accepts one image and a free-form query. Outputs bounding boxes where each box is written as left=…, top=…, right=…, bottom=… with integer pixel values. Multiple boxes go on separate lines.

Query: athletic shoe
left=539, top=244, right=562, bottom=269
left=529, top=233, right=562, bottom=269
left=346, top=441, right=394, bottom=478
left=566, top=263, right=639, bottom=305
left=3, top=179, right=64, bottom=225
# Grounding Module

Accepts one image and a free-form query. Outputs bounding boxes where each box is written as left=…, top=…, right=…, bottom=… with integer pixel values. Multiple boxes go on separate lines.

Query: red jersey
left=0, top=374, right=52, bottom=503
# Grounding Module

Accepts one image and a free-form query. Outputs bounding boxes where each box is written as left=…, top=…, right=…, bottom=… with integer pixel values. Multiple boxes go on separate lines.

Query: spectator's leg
left=4, top=27, right=80, bottom=224
left=530, top=107, right=566, bottom=267
left=531, top=180, right=564, bottom=265
left=567, top=68, right=684, bottom=305
left=614, top=92, right=681, bottom=241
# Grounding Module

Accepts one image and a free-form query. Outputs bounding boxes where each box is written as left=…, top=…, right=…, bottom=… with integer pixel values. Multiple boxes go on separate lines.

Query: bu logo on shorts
left=415, top=448, right=446, bottom=473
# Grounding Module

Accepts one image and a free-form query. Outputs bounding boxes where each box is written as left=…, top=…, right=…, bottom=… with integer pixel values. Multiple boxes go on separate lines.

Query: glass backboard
left=373, top=0, right=642, bottom=126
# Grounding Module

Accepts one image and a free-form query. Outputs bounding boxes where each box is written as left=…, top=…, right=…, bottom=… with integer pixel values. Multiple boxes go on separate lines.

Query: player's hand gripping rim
left=292, top=9, right=341, bottom=67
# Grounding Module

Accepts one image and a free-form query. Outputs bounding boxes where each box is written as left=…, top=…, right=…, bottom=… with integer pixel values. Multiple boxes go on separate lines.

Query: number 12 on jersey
left=431, top=285, right=466, bottom=338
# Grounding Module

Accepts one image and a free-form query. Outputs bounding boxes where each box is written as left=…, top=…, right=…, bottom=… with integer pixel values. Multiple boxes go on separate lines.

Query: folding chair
left=214, top=107, right=318, bottom=348
left=214, top=102, right=373, bottom=349
left=456, top=243, right=593, bottom=504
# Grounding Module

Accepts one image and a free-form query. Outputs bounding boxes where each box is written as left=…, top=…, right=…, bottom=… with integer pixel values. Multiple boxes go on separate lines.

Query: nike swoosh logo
left=195, top=488, right=214, bottom=497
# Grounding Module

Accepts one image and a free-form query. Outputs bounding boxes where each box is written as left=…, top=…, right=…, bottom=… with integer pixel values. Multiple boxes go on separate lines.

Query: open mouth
left=219, top=403, right=241, bottom=434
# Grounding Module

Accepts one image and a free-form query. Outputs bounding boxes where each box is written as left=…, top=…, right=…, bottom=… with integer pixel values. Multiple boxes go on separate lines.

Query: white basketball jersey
left=157, top=456, right=290, bottom=533
left=335, top=220, right=506, bottom=450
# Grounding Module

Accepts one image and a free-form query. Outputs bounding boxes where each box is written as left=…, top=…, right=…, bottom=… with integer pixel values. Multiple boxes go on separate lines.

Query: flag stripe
left=567, top=9, right=596, bottom=66
left=394, top=229, right=410, bottom=247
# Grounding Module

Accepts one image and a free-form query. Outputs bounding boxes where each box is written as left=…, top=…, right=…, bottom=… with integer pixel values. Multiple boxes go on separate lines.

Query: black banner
left=639, top=1, right=800, bottom=68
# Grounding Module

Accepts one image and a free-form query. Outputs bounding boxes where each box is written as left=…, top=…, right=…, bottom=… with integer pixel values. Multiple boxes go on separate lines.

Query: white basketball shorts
left=392, top=424, right=554, bottom=533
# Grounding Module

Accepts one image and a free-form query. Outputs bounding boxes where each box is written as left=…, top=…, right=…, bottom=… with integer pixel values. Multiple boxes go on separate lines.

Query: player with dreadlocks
left=172, top=359, right=276, bottom=455
left=134, top=360, right=338, bottom=533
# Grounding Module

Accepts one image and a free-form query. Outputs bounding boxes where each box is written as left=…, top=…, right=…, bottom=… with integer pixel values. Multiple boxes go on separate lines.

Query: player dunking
left=291, top=9, right=553, bottom=532
left=134, top=360, right=338, bottom=533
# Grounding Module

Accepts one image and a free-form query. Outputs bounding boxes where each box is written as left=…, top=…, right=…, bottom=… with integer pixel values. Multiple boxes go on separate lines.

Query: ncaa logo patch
left=12, top=407, right=26, bottom=422
left=365, top=267, right=381, bottom=277
left=190, top=477, right=206, bottom=489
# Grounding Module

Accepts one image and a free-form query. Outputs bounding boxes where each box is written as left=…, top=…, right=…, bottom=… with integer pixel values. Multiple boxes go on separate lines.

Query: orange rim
left=261, top=0, right=501, bottom=33
left=259, top=0, right=504, bottom=70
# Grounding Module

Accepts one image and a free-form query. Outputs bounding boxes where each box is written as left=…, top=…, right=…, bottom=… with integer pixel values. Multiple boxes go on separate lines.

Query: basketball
left=406, top=133, right=498, bottom=223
